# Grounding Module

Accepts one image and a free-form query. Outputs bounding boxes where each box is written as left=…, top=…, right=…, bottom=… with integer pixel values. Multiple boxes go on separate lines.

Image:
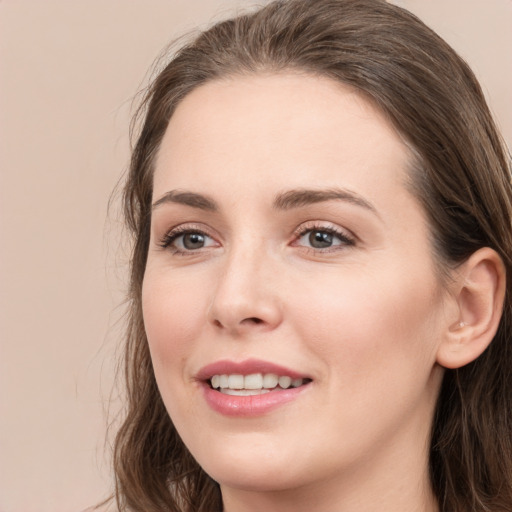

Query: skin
left=142, top=73, right=456, bottom=512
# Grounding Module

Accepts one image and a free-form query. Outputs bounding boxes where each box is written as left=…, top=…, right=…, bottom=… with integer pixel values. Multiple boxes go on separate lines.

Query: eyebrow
left=151, top=187, right=378, bottom=216
left=273, top=187, right=378, bottom=215
left=152, top=190, right=218, bottom=211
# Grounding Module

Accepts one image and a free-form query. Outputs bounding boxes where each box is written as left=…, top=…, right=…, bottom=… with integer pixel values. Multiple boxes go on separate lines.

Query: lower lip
left=201, top=383, right=310, bottom=417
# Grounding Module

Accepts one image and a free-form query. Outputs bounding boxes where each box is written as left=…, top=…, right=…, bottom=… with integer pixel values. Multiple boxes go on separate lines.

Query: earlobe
left=437, top=248, right=506, bottom=369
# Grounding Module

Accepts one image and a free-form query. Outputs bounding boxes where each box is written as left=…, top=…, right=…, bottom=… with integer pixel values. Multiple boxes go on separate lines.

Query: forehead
left=154, top=72, right=412, bottom=205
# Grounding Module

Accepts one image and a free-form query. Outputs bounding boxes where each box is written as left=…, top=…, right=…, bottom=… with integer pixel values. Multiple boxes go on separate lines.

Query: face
left=143, top=74, right=449, bottom=497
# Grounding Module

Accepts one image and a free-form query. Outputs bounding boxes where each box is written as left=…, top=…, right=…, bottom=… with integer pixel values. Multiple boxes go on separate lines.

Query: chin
left=207, top=462, right=305, bottom=493
left=192, top=437, right=311, bottom=492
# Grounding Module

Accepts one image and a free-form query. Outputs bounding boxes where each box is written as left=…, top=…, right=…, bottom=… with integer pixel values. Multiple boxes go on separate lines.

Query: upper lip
left=196, top=358, right=310, bottom=381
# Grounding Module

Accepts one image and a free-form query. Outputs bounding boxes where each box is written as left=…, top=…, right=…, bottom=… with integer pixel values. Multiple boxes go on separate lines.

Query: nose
left=208, top=246, right=283, bottom=336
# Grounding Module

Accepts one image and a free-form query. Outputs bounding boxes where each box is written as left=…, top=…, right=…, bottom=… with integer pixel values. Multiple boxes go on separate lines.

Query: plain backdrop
left=0, top=1, right=511, bottom=511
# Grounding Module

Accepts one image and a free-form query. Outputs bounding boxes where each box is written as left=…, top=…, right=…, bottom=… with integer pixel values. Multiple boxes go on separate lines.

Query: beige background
left=0, top=1, right=510, bottom=511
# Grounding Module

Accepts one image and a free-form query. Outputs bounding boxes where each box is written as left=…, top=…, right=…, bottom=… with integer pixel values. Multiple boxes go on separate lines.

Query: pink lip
left=196, top=358, right=312, bottom=417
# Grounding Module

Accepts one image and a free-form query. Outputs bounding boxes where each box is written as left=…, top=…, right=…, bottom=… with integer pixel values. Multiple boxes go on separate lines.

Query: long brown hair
left=112, top=1, right=512, bottom=510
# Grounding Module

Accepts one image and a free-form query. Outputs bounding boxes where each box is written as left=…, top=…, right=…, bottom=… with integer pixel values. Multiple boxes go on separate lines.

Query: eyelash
left=158, top=222, right=356, bottom=255
left=158, top=225, right=216, bottom=255
left=292, top=223, right=356, bottom=252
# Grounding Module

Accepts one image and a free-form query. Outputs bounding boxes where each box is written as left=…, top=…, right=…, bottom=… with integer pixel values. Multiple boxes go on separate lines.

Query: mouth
left=209, top=373, right=312, bottom=396
left=197, top=359, right=313, bottom=415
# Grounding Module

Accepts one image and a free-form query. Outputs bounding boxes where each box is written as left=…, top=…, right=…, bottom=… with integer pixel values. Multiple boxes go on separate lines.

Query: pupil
left=309, top=230, right=333, bottom=248
left=183, top=233, right=205, bottom=249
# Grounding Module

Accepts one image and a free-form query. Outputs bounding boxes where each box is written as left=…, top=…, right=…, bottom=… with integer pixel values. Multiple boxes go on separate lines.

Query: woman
left=110, top=0, right=512, bottom=511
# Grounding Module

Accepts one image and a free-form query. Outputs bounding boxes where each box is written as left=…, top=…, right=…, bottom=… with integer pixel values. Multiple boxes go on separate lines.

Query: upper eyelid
left=293, top=221, right=356, bottom=239
left=158, top=222, right=216, bottom=238
left=156, top=223, right=219, bottom=249
left=156, top=220, right=357, bottom=248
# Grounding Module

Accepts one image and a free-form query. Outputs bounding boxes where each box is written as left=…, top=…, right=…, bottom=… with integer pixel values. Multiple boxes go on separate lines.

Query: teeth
left=291, top=378, right=303, bottom=388
left=278, top=376, right=292, bottom=389
left=263, top=373, right=278, bottom=388
left=228, top=374, right=244, bottom=389
left=244, top=373, right=263, bottom=389
left=222, top=388, right=271, bottom=396
left=210, top=373, right=307, bottom=392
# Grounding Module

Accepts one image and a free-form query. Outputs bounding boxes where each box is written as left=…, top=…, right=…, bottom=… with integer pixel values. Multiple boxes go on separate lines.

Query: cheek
left=142, top=269, right=208, bottom=371
left=291, top=263, right=443, bottom=387
left=287, top=265, right=445, bottom=463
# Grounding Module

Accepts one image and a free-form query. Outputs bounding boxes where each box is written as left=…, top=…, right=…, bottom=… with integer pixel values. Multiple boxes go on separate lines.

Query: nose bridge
left=209, top=235, right=282, bottom=333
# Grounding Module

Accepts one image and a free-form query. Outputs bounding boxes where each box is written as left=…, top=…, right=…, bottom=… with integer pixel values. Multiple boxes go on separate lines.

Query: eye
left=177, top=232, right=213, bottom=250
left=302, top=230, right=338, bottom=249
left=159, top=228, right=218, bottom=254
left=294, top=225, right=355, bottom=251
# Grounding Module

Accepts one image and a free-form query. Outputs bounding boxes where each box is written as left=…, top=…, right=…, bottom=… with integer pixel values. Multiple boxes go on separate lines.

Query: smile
left=198, top=359, right=312, bottom=416
left=210, top=373, right=308, bottom=395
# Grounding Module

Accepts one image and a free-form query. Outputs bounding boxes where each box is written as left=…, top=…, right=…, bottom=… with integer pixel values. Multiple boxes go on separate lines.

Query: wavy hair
left=112, top=1, right=512, bottom=510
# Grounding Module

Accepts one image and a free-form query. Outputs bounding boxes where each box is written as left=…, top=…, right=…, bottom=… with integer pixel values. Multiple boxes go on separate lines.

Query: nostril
left=243, top=317, right=263, bottom=325
left=212, top=316, right=264, bottom=330
left=211, top=314, right=267, bottom=331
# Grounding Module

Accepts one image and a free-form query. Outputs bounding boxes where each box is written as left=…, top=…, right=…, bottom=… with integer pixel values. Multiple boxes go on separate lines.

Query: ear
left=437, top=247, right=506, bottom=369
